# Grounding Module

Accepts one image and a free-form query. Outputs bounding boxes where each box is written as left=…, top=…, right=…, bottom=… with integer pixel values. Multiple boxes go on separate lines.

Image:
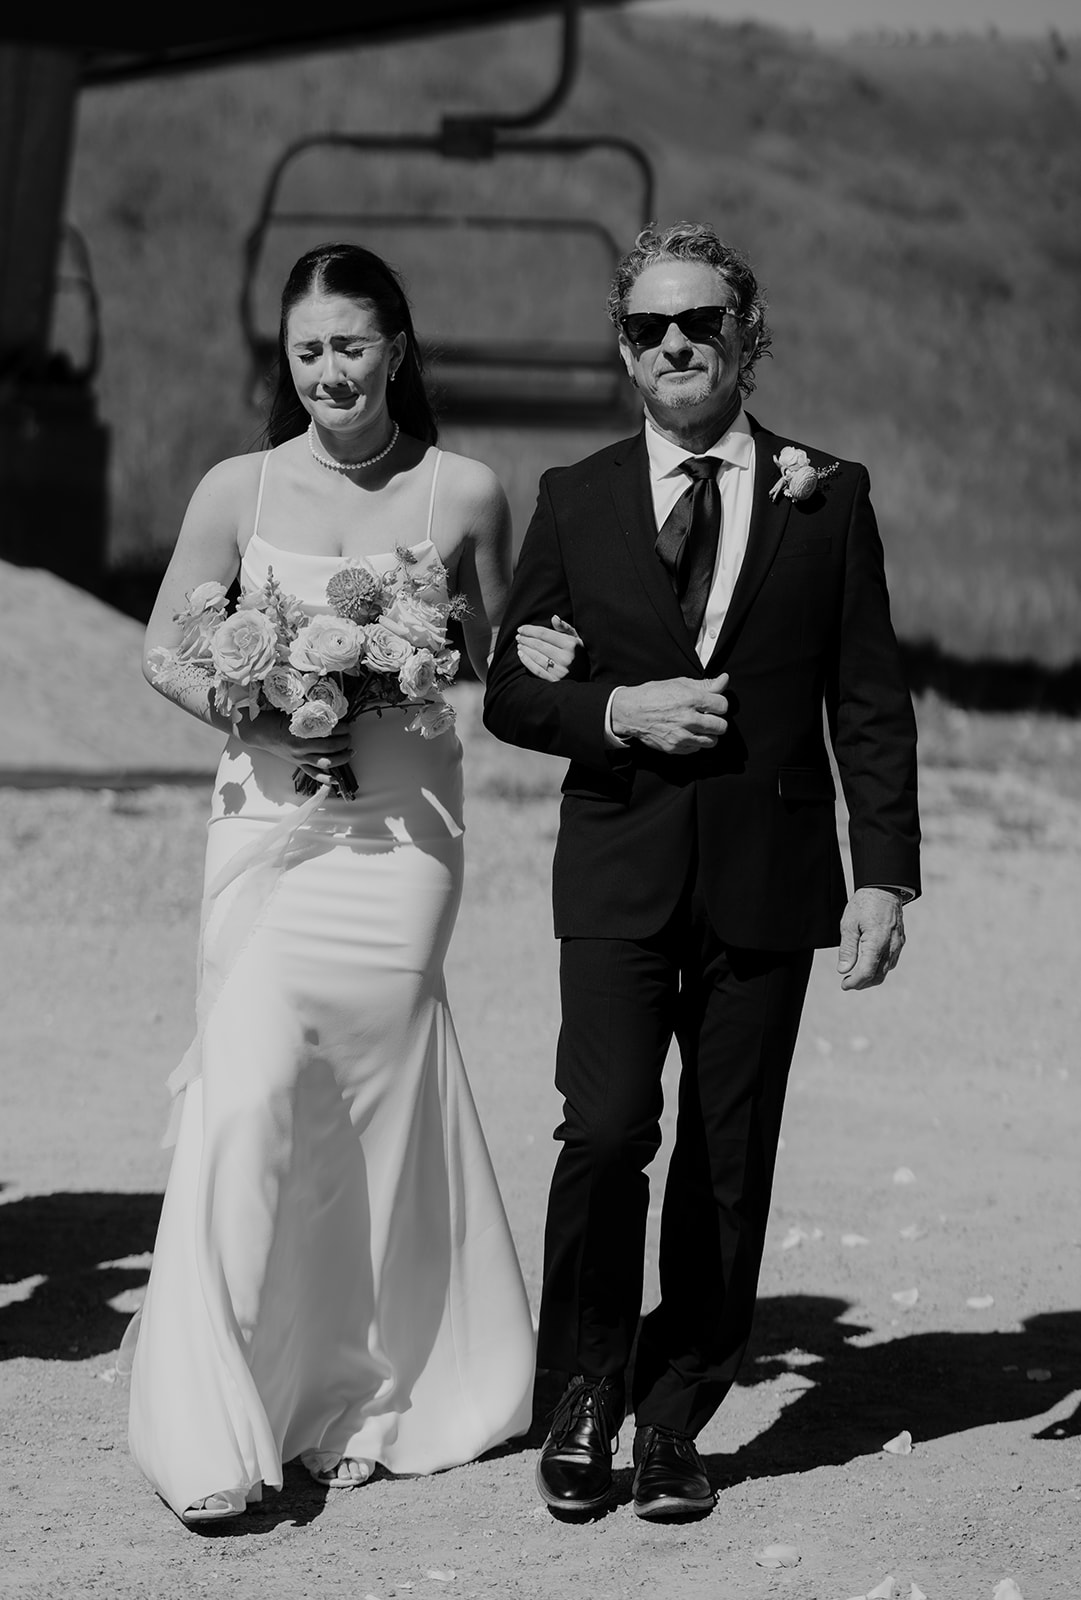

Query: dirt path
left=1, top=688, right=1078, bottom=1599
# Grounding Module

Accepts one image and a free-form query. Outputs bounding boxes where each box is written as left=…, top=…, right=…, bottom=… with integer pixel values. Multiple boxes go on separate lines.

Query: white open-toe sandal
left=180, top=1490, right=247, bottom=1524
left=305, top=1457, right=373, bottom=1489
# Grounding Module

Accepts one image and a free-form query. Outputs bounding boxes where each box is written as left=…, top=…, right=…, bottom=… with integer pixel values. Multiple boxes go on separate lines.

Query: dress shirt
left=600, top=418, right=917, bottom=906
left=644, top=408, right=757, bottom=662
left=604, top=410, right=755, bottom=745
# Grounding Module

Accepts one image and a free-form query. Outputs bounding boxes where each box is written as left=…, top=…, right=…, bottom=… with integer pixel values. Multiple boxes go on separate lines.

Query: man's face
left=618, top=260, right=750, bottom=428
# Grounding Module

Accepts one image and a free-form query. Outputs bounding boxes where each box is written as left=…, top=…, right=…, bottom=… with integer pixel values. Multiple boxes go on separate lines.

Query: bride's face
left=286, top=292, right=406, bottom=438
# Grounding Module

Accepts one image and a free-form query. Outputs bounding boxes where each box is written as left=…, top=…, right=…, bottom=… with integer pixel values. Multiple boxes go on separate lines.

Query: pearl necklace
left=307, top=420, right=399, bottom=473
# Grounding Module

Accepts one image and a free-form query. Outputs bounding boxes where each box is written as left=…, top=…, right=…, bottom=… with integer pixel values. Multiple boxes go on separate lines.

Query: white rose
left=306, top=677, right=349, bottom=720
left=184, top=581, right=229, bottom=616
left=263, top=664, right=312, bottom=713
left=381, top=593, right=448, bottom=652
left=289, top=699, right=339, bottom=739
left=406, top=698, right=457, bottom=740
left=785, top=464, right=819, bottom=500
left=398, top=649, right=437, bottom=699
left=364, top=625, right=414, bottom=673
left=776, top=446, right=809, bottom=471
left=210, top=609, right=280, bottom=685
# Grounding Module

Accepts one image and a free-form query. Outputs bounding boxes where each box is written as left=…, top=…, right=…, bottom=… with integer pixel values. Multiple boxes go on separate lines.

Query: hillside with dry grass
left=65, top=11, right=1081, bottom=663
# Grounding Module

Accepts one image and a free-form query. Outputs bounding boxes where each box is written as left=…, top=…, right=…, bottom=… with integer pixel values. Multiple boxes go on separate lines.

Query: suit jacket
left=482, top=416, right=921, bottom=948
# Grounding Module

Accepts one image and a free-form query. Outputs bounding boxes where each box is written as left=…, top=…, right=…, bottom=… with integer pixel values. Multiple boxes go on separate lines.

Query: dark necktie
left=654, top=456, right=722, bottom=640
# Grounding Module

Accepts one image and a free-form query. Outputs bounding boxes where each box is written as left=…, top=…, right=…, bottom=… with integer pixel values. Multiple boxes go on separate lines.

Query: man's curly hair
left=606, top=221, right=772, bottom=396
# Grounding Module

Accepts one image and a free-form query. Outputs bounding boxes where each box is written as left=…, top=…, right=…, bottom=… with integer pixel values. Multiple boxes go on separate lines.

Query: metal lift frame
left=239, top=4, right=656, bottom=427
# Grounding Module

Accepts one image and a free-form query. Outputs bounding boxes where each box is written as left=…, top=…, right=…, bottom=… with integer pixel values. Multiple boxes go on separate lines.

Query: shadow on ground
left=708, top=1293, right=1081, bottom=1484
left=3, top=1198, right=1077, bottom=1493
left=178, top=1463, right=335, bottom=1538
left=500, top=1294, right=1081, bottom=1499
left=0, top=1190, right=161, bottom=1359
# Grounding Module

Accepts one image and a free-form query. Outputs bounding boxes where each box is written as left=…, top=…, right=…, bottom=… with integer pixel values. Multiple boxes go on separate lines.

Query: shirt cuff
left=868, top=884, right=916, bottom=904
left=604, top=687, right=630, bottom=748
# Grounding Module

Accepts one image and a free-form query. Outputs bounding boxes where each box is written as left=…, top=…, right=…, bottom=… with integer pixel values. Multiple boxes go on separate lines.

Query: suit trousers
left=537, top=864, right=814, bottom=1439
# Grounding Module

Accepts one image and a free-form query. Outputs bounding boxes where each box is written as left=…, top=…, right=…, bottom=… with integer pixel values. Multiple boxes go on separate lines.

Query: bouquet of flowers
left=150, top=546, right=466, bottom=800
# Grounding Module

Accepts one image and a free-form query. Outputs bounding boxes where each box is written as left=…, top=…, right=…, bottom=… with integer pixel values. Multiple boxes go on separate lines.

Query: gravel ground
left=0, top=561, right=220, bottom=780
left=1, top=687, right=1079, bottom=1600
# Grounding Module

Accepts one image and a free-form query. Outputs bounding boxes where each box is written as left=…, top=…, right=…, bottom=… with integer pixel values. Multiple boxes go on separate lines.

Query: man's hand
left=837, top=887, right=906, bottom=990
left=610, top=675, right=729, bottom=755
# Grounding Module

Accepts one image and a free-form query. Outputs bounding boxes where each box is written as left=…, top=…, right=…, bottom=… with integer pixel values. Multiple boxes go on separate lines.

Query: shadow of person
left=179, top=1462, right=334, bottom=1538
left=703, top=1294, right=1081, bottom=1486
left=0, top=1191, right=161, bottom=1360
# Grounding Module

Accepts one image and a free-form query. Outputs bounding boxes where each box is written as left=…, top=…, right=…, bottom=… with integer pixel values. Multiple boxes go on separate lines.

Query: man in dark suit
left=483, top=222, right=920, bottom=1520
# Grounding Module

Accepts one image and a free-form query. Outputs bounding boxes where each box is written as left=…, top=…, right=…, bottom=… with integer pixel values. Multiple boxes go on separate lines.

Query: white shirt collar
left=643, top=408, right=754, bottom=481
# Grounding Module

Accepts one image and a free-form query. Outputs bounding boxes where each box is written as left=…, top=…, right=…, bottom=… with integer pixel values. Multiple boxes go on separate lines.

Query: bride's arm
left=143, top=455, right=353, bottom=778
left=446, top=461, right=583, bottom=685
left=446, top=461, right=513, bottom=684
left=142, top=455, right=252, bottom=731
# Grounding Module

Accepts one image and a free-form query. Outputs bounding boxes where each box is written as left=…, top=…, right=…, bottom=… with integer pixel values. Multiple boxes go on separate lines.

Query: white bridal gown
left=124, top=452, right=535, bottom=1517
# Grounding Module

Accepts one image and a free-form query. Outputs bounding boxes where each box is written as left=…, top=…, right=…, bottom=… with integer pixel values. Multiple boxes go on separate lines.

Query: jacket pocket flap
left=561, top=767, right=631, bottom=802
left=778, top=766, right=836, bottom=802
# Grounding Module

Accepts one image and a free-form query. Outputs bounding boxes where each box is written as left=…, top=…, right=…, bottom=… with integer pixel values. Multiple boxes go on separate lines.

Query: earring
left=390, top=366, right=399, bottom=382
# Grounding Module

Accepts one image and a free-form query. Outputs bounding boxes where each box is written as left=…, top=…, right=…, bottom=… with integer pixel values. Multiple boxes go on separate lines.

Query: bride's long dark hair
left=263, top=243, right=438, bottom=448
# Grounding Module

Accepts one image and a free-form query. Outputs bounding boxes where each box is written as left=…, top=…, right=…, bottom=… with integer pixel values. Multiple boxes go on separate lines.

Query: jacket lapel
left=704, top=416, right=792, bottom=669
left=608, top=432, right=701, bottom=670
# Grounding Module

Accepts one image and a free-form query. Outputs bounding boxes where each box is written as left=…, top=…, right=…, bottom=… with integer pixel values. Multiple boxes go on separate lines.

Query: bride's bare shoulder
left=189, top=450, right=268, bottom=508
left=173, top=451, right=279, bottom=555
left=429, top=448, right=508, bottom=516
left=428, top=451, right=505, bottom=499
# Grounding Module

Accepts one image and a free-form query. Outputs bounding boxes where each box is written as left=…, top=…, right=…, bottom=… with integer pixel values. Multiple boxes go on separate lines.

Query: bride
left=126, top=242, right=579, bottom=1523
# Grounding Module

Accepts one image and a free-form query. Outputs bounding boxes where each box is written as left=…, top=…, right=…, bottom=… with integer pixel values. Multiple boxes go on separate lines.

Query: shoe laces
left=550, top=1375, right=620, bottom=1454
left=641, top=1423, right=701, bottom=1466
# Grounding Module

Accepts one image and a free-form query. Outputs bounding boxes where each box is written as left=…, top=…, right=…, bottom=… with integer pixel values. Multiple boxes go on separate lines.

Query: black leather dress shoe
left=631, top=1424, right=715, bottom=1519
left=535, top=1375, right=624, bottom=1513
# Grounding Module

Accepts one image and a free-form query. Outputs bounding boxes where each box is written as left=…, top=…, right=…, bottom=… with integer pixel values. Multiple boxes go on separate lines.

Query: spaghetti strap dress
left=122, top=447, right=535, bottom=1517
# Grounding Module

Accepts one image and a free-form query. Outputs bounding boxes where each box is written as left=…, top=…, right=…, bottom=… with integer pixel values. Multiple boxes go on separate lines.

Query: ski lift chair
left=239, top=5, right=655, bottom=429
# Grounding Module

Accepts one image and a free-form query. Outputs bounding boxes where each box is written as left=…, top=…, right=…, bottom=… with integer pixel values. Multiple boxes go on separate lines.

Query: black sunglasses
left=620, top=305, right=737, bottom=348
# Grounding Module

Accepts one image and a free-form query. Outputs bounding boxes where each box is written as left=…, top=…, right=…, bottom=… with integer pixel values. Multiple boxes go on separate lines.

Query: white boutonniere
left=769, top=446, right=840, bottom=503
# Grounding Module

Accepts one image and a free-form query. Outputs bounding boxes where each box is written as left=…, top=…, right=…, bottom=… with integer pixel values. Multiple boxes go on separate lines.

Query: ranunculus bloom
left=381, top=593, right=448, bottom=652
left=406, top=698, right=456, bottom=739
left=785, top=464, right=819, bottom=500
left=210, top=609, right=280, bottom=685
left=289, top=699, right=340, bottom=739
left=306, top=677, right=349, bottom=720
left=263, top=664, right=311, bottom=713
left=398, top=649, right=437, bottom=699
left=289, top=614, right=364, bottom=675
left=364, top=625, right=414, bottom=673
